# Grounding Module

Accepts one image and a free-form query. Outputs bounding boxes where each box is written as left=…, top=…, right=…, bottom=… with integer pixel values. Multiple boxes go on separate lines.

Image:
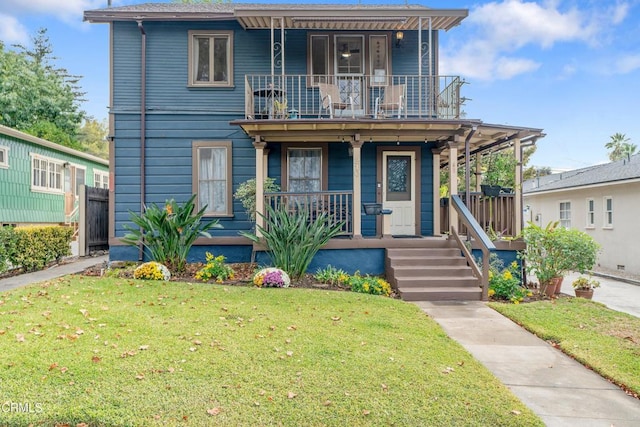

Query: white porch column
left=432, top=148, right=442, bottom=236
left=514, top=137, right=523, bottom=233
left=253, top=138, right=267, bottom=237
left=351, top=138, right=363, bottom=238
left=448, top=137, right=461, bottom=232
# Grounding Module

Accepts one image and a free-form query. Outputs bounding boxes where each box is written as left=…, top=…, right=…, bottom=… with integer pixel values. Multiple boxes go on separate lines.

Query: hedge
left=0, top=226, right=73, bottom=273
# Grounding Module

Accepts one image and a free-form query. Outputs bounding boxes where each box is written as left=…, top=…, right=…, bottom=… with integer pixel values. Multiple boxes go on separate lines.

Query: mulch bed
left=81, top=260, right=350, bottom=291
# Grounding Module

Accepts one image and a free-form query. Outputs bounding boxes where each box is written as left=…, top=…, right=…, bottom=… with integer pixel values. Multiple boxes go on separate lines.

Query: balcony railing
left=441, top=192, right=517, bottom=238
left=264, top=191, right=353, bottom=235
left=245, top=74, right=463, bottom=120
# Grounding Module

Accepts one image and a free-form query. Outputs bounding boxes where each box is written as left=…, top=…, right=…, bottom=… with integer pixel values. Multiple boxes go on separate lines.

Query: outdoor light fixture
left=395, top=31, right=404, bottom=47
left=340, top=44, right=351, bottom=58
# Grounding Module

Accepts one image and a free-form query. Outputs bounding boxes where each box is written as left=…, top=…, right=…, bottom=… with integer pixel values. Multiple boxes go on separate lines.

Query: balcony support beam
left=514, top=137, right=522, bottom=233
left=253, top=137, right=267, bottom=237
left=351, top=135, right=364, bottom=238
left=447, top=135, right=462, bottom=232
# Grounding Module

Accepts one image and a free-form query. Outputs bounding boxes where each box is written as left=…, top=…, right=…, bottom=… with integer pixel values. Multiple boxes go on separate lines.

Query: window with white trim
left=31, top=155, right=63, bottom=193
left=193, top=141, right=232, bottom=216
left=604, top=197, right=613, bottom=228
left=188, top=30, right=233, bottom=87
left=0, top=146, right=8, bottom=168
left=94, top=171, right=109, bottom=189
left=586, top=198, right=595, bottom=228
left=559, top=201, right=571, bottom=228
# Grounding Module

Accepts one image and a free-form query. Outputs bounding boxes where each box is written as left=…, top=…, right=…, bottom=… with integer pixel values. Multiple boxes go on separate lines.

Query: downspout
left=138, top=20, right=146, bottom=261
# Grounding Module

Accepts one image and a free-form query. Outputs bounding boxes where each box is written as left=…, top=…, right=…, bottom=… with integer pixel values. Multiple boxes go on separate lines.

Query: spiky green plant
left=241, top=203, right=344, bottom=279
left=121, top=195, right=221, bottom=273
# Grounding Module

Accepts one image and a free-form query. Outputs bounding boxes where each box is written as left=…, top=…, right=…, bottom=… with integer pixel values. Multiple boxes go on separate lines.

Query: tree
left=77, top=118, right=109, bottom=159
left=523, top=166, right=552, bottom=181
left=0, top=29, right=85, bottom=148
left=605, top=133, right=637, bottom=161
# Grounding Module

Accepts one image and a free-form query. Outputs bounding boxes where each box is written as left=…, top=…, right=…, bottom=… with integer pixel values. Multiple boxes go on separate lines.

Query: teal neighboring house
left=0, top=124, right=109, bottom=227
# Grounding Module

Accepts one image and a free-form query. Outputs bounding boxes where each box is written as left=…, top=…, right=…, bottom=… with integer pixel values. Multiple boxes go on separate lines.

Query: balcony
left=245, top=74, right=463, bottom=121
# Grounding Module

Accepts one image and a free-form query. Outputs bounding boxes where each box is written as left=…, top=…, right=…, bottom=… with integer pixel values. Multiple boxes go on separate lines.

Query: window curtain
left=288, top=149, right=321, bottom=193
left=199, top=147, right=226, bottom=213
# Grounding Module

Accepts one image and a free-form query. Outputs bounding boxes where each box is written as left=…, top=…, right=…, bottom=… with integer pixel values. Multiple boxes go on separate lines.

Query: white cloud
left=441, top=0, right=599, bottom=81
left=611, top=2, right=630, bottom=25
left=614, top=54, right=640, bottom=74
left=0, top=14, right=28, bottom=44
left=0, top=0, right=104, bottom=23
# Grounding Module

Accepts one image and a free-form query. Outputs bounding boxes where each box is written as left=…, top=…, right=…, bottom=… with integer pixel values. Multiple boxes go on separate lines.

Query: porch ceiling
left=232, top=118, right=544, bottom=165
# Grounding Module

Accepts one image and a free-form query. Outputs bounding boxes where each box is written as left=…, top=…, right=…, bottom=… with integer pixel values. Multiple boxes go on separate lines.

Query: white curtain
left=199, top=147, right=227, bottom=213
left=288, top=149, right=321, bottom=193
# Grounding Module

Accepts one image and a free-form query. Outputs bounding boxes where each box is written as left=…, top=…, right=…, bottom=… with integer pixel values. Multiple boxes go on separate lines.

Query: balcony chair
left=318, top=82, right=354, bottom=119
left=374, top=84, right=406, bottom=118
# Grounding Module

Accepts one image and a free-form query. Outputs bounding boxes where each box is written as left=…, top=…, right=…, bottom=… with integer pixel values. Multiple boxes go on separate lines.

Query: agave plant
left=121, top=195, right=222, bottom=273
left=241, top=202, right=344, bottom=280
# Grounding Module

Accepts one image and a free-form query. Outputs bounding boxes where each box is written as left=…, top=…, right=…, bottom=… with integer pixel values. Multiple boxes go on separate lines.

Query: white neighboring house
left=523, top=154, right=640, bottom=276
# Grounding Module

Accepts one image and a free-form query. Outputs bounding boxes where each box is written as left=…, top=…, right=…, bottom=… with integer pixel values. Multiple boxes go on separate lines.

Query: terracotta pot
left=542, top=280, right=557, bottom=297
left=575, top=288, right=594, bottom=299
left=551, top=276, right=564, bottom=294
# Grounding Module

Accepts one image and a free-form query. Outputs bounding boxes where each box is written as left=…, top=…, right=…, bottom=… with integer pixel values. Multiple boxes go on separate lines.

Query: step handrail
left=450, top=195, right=496, bottom=301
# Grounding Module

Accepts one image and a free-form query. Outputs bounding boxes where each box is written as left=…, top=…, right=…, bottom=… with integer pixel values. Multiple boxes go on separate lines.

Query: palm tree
left=605, top=133, right=636, bottom=161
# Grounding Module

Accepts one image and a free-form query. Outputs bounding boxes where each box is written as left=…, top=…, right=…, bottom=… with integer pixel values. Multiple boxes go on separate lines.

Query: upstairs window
left=188, top=31, right=233, bottom=87
left=0, top=146, right=8, bottom=168
left=559, top=201, right=571, bottom=228
left=604, top=197, right=613, bottom=228
left=31, top=155, right=63, bottom=193
left=586, top=198, right=595, bottom=228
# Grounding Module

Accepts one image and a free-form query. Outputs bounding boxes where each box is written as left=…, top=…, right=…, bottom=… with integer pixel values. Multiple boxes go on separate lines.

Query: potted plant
left=572, top=276, right=600, bottom=299
left=521, top=221, right=600, bottom=297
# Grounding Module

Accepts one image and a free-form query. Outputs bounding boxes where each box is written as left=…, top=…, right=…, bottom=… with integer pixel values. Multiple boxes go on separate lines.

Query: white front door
left=382, top=151, right=416, bottom=235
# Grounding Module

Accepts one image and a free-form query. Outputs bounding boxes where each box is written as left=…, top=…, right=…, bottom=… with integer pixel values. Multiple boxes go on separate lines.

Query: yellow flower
left=165, top=204, right=173, bottom=215
left=488, top=289, right=496, bottom=297
left=503, top=271, right=513, bottom=280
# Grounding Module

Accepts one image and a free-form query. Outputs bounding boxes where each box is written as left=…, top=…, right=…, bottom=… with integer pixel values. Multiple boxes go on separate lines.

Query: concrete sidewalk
left=0, top=255, right=108, bottom=292
left=416, top=301, right=640, bottom=427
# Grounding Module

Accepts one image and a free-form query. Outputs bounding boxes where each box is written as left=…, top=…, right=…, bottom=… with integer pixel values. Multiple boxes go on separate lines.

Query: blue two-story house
left=85, top=2, right=544, bottom=301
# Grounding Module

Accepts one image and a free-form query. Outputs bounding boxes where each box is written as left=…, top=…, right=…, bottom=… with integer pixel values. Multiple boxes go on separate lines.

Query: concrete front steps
left=386, top=242, right=482, bottom=301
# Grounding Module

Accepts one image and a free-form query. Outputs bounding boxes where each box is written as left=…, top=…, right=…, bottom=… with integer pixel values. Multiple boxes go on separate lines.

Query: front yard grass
left=0, top=276, right=541, bottom=426
left=490, top=297, right=640, bottom=397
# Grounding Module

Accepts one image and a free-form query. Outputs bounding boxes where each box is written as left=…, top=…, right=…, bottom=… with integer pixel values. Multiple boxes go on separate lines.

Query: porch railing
left=441, top=192, right=517, bottom=238
left=245, top=74, right=463, bottom=120
left=264, top=191, right=353, bottom=236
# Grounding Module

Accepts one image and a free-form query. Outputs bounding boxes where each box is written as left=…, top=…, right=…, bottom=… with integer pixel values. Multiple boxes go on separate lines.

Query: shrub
left=348, top=273, right=392, bottom=296
left=9, top=226, right=73, bottom=272
left=233, top=177, right=280, bottom=222
left=241, top=203, right=345, bottom=280
left=195, top=252, right=235, bottom=283
left=314, top=265, right=350, bottom=286
left=253, top=267, right=290, bottom=288
left=133, top=262, right=171, bottom=281
left=121, top=195, right=222, bottom=273
left=0, top=227, right=18, bottom=274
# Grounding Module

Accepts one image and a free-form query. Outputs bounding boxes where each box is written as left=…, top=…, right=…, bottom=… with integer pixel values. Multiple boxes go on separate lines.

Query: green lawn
left=0, top=276, right=542, bottom=426
left=491, top=297, right=640, bottom=397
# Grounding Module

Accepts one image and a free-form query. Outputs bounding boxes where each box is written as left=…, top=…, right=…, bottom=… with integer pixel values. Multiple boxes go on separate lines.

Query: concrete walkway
left=417, top=300, right=640, bottom=426
left=0, top=255, right=108, bottom=292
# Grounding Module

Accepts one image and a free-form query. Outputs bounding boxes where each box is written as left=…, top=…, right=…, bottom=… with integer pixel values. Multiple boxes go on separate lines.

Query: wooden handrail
left=450, top=195, right=496, bottom=301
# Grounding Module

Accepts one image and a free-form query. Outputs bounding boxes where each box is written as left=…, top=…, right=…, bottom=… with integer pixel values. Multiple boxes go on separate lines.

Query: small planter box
left=481, top=185, right=502, bottom=197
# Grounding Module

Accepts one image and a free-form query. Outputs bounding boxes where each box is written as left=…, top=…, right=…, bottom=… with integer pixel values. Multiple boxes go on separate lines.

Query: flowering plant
left=133, top=261, right=171, bottom=281
left=195, top=252, right=235, bottom=283
left=488, top=259, right=531, bottom=304
left=348, top=272, right=392, bottom=296
left=253, top=268, right=291, bottom=288
left=572, top=276, right=600, bottom=290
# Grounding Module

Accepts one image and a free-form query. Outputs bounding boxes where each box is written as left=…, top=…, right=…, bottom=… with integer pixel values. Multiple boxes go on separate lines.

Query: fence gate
left=78, top=185, right=109, bottom=256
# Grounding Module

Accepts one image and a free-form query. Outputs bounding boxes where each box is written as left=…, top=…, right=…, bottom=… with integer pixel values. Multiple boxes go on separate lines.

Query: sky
left=0, top=0, right=639, bottom=170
